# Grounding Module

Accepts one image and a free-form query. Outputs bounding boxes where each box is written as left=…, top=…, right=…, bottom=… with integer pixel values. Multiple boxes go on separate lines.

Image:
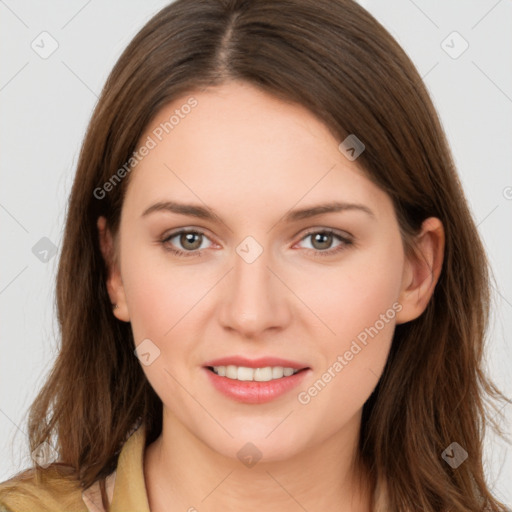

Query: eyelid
left=291, top=227, right=354, bottom=255
left=295, top=226, right=353, bottom=242
left=160, top=226, right=354, bottom=256
left=161, top=227, right=216, bottom=249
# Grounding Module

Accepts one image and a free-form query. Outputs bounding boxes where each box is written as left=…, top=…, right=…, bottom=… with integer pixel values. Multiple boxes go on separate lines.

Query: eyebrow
left=141, top=200, right=376, bottom=223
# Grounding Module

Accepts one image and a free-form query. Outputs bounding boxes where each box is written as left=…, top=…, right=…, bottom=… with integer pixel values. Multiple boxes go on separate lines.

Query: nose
left=218, top=242, right=292, bottom=339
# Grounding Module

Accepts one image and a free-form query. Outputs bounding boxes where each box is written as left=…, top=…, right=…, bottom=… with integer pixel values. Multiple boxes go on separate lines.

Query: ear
left=97, top=216, right=130, bottom=322
left=395, top=217, right=445, bottom=325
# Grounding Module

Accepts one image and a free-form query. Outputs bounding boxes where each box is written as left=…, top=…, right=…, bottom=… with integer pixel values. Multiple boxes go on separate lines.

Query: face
left=99, top=80, right=440, bottom=462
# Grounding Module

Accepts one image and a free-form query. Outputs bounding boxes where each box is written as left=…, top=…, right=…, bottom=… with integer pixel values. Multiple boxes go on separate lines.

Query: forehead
left=123, top=81, right=392, bottom=221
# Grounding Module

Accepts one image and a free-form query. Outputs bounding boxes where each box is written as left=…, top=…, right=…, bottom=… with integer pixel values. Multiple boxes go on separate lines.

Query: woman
left=0, top=0, right=509, bottom=511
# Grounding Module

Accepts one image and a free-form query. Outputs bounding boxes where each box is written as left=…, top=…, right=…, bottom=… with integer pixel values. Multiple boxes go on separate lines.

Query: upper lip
left=203, top=356, right=309, bottom=370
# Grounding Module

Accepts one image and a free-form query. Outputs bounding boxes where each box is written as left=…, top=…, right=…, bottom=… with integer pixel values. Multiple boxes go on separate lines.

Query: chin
left=196, top=423, right=310, bottom=464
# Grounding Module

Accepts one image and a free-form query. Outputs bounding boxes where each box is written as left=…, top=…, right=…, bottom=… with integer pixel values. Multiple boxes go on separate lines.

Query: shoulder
left=0, top=464, right=87, bottom=512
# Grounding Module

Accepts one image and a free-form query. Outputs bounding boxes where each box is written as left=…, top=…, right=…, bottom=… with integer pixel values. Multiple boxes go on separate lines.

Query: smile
left=208, top=365, right=301, bottom=381
left=204, top=366, right=310, bottom=404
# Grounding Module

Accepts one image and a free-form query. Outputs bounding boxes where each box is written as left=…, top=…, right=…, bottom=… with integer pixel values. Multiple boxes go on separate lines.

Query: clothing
left=0, top=424, right=150, bottom=512
left=0, top=424, right=389, bottom=511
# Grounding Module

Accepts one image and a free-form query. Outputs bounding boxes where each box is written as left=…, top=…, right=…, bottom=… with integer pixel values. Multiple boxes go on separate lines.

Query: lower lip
left=203, top=367, right=310, bottom=404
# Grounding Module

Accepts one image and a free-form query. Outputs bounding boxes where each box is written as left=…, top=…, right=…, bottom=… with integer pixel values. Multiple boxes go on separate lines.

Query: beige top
left=0, top=424, right=389, bottom=511
left=0, top=425, right=150, bottom=512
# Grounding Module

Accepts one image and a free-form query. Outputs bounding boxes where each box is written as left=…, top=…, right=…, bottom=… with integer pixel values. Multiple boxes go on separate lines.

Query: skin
left=98, top=80, right=444, bottom=512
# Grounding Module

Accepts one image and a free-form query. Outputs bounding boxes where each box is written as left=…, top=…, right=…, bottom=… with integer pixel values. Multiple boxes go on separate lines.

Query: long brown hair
left=1, top=0, right=510, bottom=510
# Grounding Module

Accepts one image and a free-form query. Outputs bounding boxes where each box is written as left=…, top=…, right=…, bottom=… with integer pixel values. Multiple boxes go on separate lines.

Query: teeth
left=237, top=366, right=254, bottom=381
left=212, top=365, right=301, bottom=381
left=226, top=365, right=238, bottom=379
left=272, top=367, right=283, bottom=379
left=254, top=367, right=273, bottom=381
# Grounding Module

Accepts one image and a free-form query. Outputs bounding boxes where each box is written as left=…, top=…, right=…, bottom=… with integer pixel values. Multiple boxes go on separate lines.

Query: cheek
left=121, top=246, right=213, bottom=342
left=120, top=246, right=216, bottom=396
left=296, top=241, right=402, bottom=409
left=120, top=249, right=203, bottom=412
left=305, top=238, right=403, bottom=345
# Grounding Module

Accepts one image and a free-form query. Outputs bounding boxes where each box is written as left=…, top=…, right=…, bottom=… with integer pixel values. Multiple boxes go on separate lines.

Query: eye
left=160, top=227, right=354, bottom=258
left=160, top=229, right=212, bottom=257
left=295, top=229, right=353, bottom=257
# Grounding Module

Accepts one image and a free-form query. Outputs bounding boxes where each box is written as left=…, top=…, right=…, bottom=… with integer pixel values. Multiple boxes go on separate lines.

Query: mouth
left=205, top=365, right=307, bottom=381
left=202, top=357, right=311, bottom=404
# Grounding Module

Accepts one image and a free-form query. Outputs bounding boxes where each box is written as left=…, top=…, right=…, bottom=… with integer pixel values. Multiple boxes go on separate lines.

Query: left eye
left=294, top=230, right=351, bottom=254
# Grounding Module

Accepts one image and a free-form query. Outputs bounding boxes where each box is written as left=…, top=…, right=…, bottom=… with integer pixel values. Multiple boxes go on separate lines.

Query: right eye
left=161, top=229, right=213, bottom=257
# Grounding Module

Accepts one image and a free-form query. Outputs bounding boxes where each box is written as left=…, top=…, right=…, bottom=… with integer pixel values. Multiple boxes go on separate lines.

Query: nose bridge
left=219, top=235, right=290, bottom=336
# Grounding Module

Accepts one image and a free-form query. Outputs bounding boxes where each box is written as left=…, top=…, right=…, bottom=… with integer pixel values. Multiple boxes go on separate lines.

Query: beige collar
left=81, top=424, right=150, bottom=512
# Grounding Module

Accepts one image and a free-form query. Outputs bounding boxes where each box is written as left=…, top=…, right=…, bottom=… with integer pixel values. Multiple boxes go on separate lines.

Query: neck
left=144, top=409, right=372, bottom=512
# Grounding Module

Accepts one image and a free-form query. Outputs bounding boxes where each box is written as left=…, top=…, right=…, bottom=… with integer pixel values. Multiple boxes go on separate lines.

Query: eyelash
left=160, top=228, right=354, bottom=259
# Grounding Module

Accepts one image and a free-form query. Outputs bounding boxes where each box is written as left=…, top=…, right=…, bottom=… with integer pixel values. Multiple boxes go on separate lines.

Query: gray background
left=1, top=0, right=511, bottom=505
